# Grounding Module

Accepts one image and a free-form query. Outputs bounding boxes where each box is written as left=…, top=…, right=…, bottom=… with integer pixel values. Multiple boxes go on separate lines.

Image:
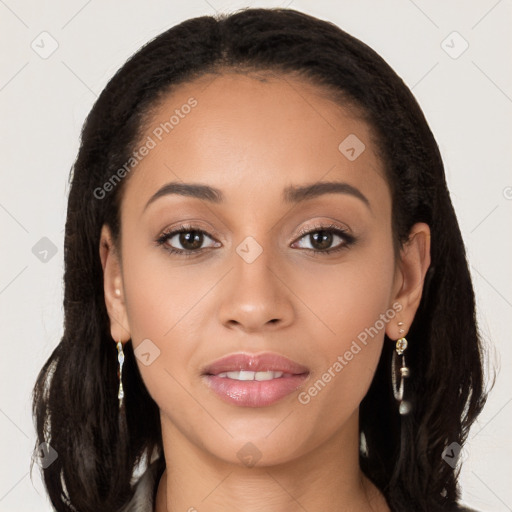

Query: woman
left=32, top=8, right=487, bottom=512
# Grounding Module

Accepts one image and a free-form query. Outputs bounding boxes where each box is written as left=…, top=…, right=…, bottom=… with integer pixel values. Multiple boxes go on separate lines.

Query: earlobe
left=99, top=224, right=131, bottom=343
left=386, top=222, right=431, bottom=339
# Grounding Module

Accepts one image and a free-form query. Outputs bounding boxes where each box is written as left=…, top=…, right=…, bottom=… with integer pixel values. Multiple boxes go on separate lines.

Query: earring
left=116, top=341, right=125, bottom=409
left=391, top=322, right=411, bottom=415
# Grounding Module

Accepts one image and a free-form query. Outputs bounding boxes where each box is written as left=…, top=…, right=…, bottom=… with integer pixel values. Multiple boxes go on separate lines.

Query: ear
left=99, top=224, right=131, bottom=344
left=386, top=222, right=431, bottom=340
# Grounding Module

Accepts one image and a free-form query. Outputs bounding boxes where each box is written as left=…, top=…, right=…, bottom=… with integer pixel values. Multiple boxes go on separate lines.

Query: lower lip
left=203, top=374, right=308, bottom=407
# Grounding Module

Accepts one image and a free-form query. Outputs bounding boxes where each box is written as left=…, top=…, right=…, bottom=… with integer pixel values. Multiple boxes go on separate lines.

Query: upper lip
left=202, top=352, right=309, bottom=376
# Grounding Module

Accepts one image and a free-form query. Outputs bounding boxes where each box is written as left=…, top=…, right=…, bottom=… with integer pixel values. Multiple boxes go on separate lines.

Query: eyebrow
left=143, top=180, right=371, bottom=211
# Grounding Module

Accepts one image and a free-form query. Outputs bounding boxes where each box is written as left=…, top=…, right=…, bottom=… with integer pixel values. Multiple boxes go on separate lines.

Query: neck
left=154, top=410, right=389, bottom=512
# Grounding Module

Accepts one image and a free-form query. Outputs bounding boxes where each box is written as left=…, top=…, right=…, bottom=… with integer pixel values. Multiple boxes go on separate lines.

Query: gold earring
left=392, top=324, right=411, bottom=415
left=116, top=341, right=125, bottom=409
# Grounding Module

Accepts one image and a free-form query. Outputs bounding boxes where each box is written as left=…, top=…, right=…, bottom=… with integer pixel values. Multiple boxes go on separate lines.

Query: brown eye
left=292, top=225, right=355, bottom=254
left=307, top=230, right=335, bottom=251
left=156, top=225, right=220, bottom=256
left=175, top=231, right=205, bottom=251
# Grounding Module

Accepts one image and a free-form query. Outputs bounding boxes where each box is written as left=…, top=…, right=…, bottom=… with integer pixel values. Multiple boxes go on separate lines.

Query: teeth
left=216, top=370, right=285, bottom=381
left=255, top=371, right=283, bottom=381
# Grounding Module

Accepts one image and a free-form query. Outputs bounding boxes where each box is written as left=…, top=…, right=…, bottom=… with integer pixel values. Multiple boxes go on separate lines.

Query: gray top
left=120, top=459, right=163, bottom=512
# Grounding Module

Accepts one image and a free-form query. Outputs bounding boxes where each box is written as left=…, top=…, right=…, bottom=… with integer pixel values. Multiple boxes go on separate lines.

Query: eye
left=292, top=224, right=356, bottom=254
left=156, top=224, right=220, bottom=256
left=155, top=222, right=356, bottom=258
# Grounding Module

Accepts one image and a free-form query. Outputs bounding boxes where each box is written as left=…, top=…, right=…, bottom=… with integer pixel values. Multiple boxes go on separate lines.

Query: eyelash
left=155, top=223, right=356, bottom=258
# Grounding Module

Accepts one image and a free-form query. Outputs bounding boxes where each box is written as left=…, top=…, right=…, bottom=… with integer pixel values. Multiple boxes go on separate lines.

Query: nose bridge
left=217, top=232, right=294, bottom=331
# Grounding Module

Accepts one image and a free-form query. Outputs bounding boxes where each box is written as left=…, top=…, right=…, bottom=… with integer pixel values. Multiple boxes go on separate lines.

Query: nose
left=217, top=240, right=295, bottom=334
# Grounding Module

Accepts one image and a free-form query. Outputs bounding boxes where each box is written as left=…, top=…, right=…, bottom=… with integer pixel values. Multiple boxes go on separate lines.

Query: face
left=101, top=72, right=423, bottom=468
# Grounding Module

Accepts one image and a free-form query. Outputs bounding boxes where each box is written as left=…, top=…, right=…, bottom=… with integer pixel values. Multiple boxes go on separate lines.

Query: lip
left=202, top=352, right=309, bottom=375
left=202, top=352, right=310, bottom=407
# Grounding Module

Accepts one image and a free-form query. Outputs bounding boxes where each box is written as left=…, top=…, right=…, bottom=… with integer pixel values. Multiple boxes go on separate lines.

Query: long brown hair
left=33, top=8, right=487, bottom=511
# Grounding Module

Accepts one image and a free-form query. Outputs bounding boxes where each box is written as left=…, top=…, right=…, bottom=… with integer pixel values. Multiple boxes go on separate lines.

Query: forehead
left=121, top=72, right=389, bottom=215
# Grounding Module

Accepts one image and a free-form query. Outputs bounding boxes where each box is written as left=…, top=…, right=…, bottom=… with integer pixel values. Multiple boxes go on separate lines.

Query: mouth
left=213, top=370, right=294, bottom=380
left=201, top=352, right=310, bottom=407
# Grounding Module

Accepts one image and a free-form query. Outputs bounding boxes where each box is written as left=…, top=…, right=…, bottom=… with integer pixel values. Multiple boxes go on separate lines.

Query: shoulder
left=120, top=458, right=164, bottom=512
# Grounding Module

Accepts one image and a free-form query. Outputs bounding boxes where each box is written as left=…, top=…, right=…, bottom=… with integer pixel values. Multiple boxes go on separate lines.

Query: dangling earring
left=116, top=340, right=125, bottom=409
left=392, top=322, right=411, bottom=415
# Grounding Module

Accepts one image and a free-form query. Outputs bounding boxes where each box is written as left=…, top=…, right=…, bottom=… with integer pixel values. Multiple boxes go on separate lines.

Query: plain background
left=1, top=0, right=511, bottom=510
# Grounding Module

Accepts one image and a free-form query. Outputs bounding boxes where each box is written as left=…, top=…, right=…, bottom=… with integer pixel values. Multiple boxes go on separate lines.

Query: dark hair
left=32, top=7, right=488, bottom=511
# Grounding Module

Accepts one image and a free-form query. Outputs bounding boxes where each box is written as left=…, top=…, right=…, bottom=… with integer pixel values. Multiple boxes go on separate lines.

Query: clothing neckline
left=121, top=457, right=165, bottom=512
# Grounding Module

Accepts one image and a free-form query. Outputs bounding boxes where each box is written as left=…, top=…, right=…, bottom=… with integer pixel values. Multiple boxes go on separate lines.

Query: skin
left=100, top=72, right=430, bottom=512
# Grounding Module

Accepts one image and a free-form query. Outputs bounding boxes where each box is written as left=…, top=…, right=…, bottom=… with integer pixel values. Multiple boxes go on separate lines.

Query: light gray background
left=1, top=1, right=511, bottom=510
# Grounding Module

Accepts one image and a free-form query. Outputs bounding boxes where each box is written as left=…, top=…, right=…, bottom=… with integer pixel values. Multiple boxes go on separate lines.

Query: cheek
left=120, top=240, right=210, bottom=404
left=298, top=238, right=396, bottom=348
left=295, top=236, right=396, bottom=411
left=121, top=233, right=211, bottom=342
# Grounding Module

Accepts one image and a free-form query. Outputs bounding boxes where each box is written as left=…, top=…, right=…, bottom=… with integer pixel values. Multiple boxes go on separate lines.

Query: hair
left=32, top=7, right=488, bottom=512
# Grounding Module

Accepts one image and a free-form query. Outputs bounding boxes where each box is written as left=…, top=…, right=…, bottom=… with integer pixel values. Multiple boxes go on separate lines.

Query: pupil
left=180, top=231, right=203, bottom=250
left=312, top=231, right=332, bottom=250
